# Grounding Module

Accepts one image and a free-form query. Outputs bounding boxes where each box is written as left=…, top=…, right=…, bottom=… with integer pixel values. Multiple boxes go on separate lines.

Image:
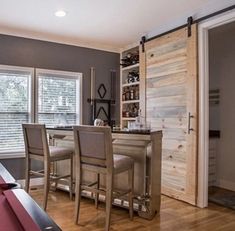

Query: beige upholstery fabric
left=113, top=154, right=134, bottom=174
left=79, top=131, right=106, bottom=160
left=28, top=147, right=44, bottom=155
left=49, top=146, right=73, bottom=161
left=26, top=128, right=44, bottom=155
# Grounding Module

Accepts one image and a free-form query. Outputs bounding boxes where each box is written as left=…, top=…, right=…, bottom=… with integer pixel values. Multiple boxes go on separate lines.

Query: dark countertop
left=48, top=126, right=219, bottom=137
left=47, top=126, right=151, bottom=135
left=47, top=126, right=73, bottom=131
left=209, top=130, right=220, bottom=138
left=112, top=129, right=150, bottom=135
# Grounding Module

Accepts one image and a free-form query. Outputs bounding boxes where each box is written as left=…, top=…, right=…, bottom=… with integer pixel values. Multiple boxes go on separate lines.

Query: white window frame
left=0, top=64, right=34, bottom=158
left=35, top=68, right=82, bottom=126
left=0, top=66, right=82, bottom=159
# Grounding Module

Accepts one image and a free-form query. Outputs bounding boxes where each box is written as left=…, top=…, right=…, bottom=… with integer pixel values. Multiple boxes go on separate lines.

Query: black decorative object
left=88, top=83, right=115, bottom=126
left=87, top=98, right=114, bottom=126
left=127, top=70, right=139, bottom=83
left=187, top=16, right=193, bottom=37
left=96, top=106, right=109, bottom=119
left=141, top=36, right=146, bottom=52
left=98, top=84, right=107, bottom=99
left=120, top=51, right=139, bottom=67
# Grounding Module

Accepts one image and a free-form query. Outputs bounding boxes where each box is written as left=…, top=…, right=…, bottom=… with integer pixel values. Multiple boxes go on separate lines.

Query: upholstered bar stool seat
left=49, top=146, right=74, bottom=161
left=22, top=124, right=73, bottom=210
left=113, top=154, right=134, bottom=174
left=73, top=125, right=134, bottom=231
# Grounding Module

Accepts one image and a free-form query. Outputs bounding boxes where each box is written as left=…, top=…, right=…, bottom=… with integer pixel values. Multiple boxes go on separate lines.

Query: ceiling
left=0, top=0, right=234, bottom=52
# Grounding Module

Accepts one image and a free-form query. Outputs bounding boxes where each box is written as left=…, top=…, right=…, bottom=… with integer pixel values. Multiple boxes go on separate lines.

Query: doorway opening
left=198, top=10, right=235, bottom=208
left=208, top=21, right=235, bottom=209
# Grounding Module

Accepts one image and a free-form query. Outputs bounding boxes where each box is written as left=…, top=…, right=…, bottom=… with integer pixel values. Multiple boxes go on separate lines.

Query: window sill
left=0, top=151, right=25, bottom=159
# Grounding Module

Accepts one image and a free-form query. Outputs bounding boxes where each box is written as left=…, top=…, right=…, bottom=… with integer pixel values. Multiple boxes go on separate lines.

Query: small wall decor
left=209, top=89, right=220, bottom=105
left=98, top=84, right=107, bottom=99
left=88, top=82, right=115, bottom=126
left=96, top=105, right=109, bottom=120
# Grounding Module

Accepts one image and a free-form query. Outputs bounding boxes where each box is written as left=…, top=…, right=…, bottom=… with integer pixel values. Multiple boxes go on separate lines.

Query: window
left=36, top=69, right=81, bottom=127
left=0, top=65, right=33, bottom=153
left=0, top=66, right=82, bottom=157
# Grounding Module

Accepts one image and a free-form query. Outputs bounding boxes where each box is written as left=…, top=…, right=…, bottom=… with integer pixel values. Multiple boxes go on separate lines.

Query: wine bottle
left=130, top=87, right=134, bottom=100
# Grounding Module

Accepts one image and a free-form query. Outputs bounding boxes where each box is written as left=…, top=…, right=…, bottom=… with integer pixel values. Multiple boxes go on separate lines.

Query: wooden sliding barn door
left=142, top=25, right=198, bottom=205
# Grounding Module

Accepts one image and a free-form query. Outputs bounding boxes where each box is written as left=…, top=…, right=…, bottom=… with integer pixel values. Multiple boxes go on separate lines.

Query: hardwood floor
left=30, top=188, right=235, bottom=231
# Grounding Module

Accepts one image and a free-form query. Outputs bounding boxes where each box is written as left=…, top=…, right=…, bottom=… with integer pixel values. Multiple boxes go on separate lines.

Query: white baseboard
left=216, top=179, right=235, bottom=191
left=17, top=177, right=44, bottom=188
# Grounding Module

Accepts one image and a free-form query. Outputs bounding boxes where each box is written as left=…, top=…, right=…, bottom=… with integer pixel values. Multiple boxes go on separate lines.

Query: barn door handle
left=188, top=112, right=194, bottom=134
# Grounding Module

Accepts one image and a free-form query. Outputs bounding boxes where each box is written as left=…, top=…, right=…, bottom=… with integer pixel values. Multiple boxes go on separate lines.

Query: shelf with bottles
left=122, top=84, right=140, bottom=103
left=122, top=117, right=136, bottom=121
left=122, top=100, right=139, bottom=105
left=122, top=102, right=139, bottom=119
left=122, top=82, right=140, bottom=87
left=120, top=45, right=141, bottom=129
left=121, top=68, right=139, bottom=85
left=121, top=63, right=139, bottom=71
left=120, top=48, right=139, bottom=69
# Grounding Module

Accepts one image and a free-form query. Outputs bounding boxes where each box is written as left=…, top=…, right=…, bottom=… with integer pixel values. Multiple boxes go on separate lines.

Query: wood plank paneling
left=142, top=25, right=198, bottom=205
left=147, top=72, right=187, bottom=88
left=146, top=106, right=186, bottom=118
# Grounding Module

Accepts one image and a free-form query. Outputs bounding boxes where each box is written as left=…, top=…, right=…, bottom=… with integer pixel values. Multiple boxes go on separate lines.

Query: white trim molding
left=217, top=180, right=235, bottom=192
left=17, top=177, right=44, bottom=188
left=198, top=9, right=235, bottom=208
left=0, top=152, right=25, bottom=159
left=35, top=68, right=83, bottom=125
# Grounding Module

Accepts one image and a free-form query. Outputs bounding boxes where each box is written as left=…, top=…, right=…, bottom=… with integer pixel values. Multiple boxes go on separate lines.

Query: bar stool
left=73, top=125, right=134, bottom=231
left=22, top=123, right=73, bottom=210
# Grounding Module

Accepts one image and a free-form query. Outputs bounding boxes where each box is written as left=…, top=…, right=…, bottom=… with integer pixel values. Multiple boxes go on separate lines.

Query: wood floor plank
left=29, top=189, right=235, bottom=231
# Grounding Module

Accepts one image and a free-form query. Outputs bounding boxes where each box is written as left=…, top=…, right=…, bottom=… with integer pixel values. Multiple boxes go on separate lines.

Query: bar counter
left=47, top=127, right=162, bottom=220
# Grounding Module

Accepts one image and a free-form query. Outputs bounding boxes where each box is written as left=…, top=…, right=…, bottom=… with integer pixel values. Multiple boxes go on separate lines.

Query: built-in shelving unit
left=121, top=63, right=139, bottom=71
left=122, top=81, right=140, bottom=88
left=120, top=46, right=141, bottom=128
left=122, top=117, right=136, bottom=121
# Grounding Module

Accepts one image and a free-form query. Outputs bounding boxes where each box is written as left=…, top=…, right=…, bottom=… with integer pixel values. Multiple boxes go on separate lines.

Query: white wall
left=209, top=21, right=235, bottom=190
left=147, top=0, right=235, bottom=40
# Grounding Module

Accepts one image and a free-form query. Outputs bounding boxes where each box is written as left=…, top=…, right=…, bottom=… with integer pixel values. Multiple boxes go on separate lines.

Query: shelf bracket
left=141, top=36, right=146, bottom=53
left=187, top=16, right=193, bottom=37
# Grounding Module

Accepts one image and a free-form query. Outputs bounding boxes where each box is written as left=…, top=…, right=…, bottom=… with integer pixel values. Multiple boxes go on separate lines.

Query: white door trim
left=198, top=9, right=235, bottom=208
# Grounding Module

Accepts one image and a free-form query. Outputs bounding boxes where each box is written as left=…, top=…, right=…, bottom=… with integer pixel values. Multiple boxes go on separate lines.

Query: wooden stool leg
left=95, top=173, right=100, bottom=209
left=69, top=156, right=73, bottom=200
left=53, top=180, right=58, bottom=192
left=75, top=169, right=81, bottom=224
left=105, top=174, right=113, bottom=231
left=128, top=165, right=134, bottom=220
left=52, top=162, right=58, bottom=192
left=25, top=157, right=30, bottom=193
left=43, top=161, right=50, bottom=210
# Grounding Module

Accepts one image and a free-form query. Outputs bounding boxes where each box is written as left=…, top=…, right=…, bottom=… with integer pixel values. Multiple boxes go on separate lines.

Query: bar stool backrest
left=22, top=124, right=50, bottom=159
left=73, top=125, right=113, bottom=169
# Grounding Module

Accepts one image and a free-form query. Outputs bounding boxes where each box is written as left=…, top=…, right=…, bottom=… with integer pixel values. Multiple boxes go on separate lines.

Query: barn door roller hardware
left=144, top=5, right=235, bottom=43
left=141, top=36, right=146, bottom=53
left=187, top=16, right=193, bottom=37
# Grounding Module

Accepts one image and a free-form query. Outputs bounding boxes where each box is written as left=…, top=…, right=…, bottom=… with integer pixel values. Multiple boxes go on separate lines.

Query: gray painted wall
left=0, top=34, right=120, bottom=179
